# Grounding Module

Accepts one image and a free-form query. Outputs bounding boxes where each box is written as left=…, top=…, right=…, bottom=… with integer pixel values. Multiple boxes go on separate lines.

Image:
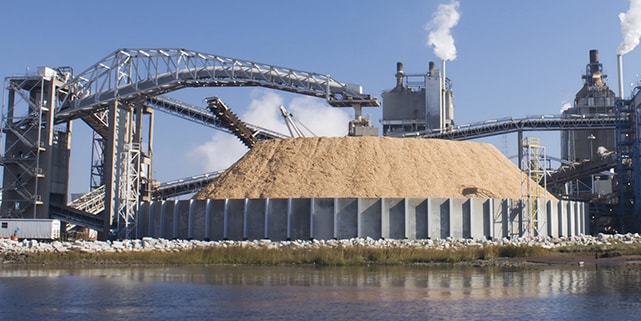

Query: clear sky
left=1, top=0, right=639, bottom=196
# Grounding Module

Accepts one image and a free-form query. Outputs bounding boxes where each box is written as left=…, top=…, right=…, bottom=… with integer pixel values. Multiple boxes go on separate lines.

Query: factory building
left=381, top=61, right=454, bottom=136
left=560, top=50, right=617, bottom=200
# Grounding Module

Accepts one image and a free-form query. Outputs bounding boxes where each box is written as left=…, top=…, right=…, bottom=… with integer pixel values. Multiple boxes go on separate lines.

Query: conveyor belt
left=152, top=171, right=221, bottom=200
left=206, top=97, right=259, bottom=148
left=546, top=153, right=617, bottom=187
left=399, top=115, right=617, bottom=140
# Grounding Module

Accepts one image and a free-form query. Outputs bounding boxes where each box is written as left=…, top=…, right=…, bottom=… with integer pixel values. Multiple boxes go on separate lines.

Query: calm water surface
left=1, top=264, right=640, bottom=320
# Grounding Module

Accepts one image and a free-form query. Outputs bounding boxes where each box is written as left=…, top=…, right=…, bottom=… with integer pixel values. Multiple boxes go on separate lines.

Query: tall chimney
left=589, top=49, right=599, bottom=74
left=617, top=54, right=625, bottom=99
left=395, top=62, right=404, bottom=89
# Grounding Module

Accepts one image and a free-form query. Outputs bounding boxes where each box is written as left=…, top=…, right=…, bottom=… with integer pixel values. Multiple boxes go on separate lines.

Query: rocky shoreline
left=2, top=233, right=641, bottom=266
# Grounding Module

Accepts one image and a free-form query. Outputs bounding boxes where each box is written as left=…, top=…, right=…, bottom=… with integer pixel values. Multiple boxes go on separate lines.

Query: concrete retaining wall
left=135, top=198, right=588, bottom=241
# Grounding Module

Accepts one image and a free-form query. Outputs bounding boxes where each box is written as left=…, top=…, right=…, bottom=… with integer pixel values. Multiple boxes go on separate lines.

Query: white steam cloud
left=426, top=0, right=460, bottom=61
left=192, top=90, right=350, bottom=172
left=618, top=0, right=641, bottom=55
left=560, top=102, right=572, bottom=113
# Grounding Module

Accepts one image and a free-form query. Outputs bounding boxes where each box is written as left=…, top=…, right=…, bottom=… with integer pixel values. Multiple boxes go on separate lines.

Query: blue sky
left=1, top=0, right=639, bottom=196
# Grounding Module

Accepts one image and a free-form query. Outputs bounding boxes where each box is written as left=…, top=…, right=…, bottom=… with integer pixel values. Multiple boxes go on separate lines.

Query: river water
left=1, top=264, right=640, bottom=320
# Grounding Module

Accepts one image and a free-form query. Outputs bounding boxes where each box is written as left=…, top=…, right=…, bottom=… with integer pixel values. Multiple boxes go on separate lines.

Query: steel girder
left=57, top=48, right=379, bottom=120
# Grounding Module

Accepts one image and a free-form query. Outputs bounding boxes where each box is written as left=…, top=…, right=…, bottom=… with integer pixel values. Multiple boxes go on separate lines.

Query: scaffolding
left=116, top=143, right=140, bottom=239
left=521, top=137, right=547, bottom=236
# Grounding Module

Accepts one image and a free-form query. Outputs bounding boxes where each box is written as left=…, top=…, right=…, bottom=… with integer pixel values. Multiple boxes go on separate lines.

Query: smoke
left=560, top=102, right=572, bottom=113
left=618, top=0, right=641, bottom=55
left=191, top=90, right=350, bottom=172
left=426, top=0, right=461, bottom=61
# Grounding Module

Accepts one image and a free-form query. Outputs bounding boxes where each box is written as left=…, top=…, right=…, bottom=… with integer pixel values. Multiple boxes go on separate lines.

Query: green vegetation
left=13, top=244, right=564, bottom=266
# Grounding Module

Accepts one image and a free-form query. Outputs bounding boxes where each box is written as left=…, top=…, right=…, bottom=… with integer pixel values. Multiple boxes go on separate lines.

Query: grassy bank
left=10, top=242, right=640, bottom=266
left=7, top=243, right=641, bottom=266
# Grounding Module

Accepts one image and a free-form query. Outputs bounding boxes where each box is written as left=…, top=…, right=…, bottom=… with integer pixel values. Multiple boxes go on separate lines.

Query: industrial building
left=0, top=47, right=637, bottom=240
left=381, top=61, right=454, bottom=135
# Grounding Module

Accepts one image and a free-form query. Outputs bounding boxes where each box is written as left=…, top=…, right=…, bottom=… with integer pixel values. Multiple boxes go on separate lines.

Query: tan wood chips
left=193, top=136, right=553, bottom=200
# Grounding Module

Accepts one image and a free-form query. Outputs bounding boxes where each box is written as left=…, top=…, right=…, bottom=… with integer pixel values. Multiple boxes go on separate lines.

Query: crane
left=279, top=105, right=316, bottom=138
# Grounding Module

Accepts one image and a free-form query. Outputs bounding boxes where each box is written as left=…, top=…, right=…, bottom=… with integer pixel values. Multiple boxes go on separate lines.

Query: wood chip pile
left=193, top=136, right=553, bottom=200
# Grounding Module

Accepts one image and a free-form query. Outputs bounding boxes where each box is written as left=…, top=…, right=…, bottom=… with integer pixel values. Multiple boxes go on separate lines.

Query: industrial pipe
left=395, top=62, right=404, bottom=89
left=441, top=59, right=446, bottom=130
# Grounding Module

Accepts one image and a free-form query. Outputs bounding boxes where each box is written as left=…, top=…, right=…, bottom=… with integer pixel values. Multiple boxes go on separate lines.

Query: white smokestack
left=441, top=59, right=446, bottom=129
left=426, top=0, right=460, bottom=62
left=618, top=0, right=641, bottom=55
left=618, top=54, right=625, bottom=99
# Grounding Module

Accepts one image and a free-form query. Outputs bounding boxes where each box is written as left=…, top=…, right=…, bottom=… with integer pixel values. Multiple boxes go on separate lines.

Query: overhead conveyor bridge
left=407, top=114, right=617, bottom=140
left=546, top=152, right=618, bottom=189
left=56, top=48, right=379, bottom=120
left=151, top=171, right=222, bottom=200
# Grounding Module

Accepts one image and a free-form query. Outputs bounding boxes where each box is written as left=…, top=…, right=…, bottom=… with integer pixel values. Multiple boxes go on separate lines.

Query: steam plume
left=426, top=0, right=460, bottom=61
left=618, top=0, right=641, bottom=55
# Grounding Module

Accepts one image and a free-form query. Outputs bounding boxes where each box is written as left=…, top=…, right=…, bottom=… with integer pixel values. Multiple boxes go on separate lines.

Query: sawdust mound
left=194, top=136, right=552, bottom=200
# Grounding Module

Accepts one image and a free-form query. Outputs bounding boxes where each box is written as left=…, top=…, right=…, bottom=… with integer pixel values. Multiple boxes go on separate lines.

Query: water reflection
left=1, top=264, right=640, bottom=320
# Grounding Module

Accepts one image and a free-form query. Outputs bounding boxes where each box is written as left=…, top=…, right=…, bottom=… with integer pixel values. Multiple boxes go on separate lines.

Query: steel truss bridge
left=1, top=48, right=379, bottom=239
